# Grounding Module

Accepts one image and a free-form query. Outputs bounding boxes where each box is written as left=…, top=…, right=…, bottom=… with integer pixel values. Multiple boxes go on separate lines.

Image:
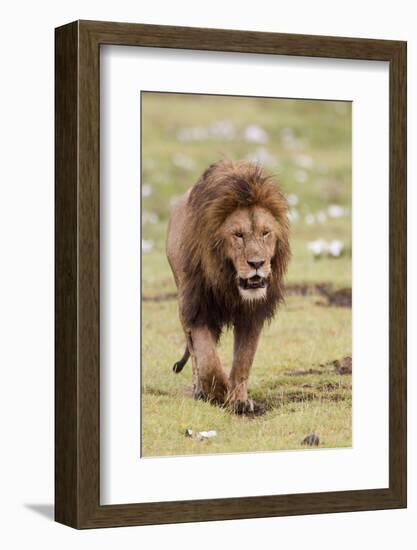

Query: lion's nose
left=247, top=260, right=265, bottom=270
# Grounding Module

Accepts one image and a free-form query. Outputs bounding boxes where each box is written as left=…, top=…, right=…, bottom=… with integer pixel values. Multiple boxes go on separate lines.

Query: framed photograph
left=55, top=20, right=406, bottom=528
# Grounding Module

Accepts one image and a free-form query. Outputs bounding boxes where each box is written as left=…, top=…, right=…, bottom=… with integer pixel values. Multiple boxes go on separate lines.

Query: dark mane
left=181, top=160, right=290, bottom=340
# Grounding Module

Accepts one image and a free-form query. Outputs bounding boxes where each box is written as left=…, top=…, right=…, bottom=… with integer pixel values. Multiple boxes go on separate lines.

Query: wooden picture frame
left=55, top=20, right=407, bottom=529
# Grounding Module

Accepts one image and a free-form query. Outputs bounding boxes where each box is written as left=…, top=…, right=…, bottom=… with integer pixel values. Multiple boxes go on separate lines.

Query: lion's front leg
left=228, top=323, right=265, bottom=415
left=188, top=327, right=229, bottom=403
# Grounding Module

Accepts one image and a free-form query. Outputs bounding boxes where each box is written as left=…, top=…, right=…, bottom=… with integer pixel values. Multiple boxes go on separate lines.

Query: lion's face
left=219, top=206, right=280, bottom=302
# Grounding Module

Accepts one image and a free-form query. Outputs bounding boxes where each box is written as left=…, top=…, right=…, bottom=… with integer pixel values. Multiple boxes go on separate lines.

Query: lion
left=166, top=159, right=290, bottom=414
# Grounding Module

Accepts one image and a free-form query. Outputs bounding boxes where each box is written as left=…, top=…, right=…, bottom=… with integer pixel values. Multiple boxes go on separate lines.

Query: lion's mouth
left=239, top=275, right=266, bottom=290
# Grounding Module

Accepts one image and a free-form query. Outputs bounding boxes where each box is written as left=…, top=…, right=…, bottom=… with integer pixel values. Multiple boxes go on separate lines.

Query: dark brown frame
left=55, top=20, right=407, bottom=529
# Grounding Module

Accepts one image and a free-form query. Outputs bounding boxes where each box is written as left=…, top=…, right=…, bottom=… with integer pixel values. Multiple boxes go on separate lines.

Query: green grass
left=141, top=296, right=351, bottom=457
left=141, top=93, right=352, bottom=457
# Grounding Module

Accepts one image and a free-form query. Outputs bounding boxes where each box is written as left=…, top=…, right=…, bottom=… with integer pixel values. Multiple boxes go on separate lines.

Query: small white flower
left=328, top=240, right=344, bottom=257
left=246, top=147, right=276, bottom=166
left=141, top=239, right=154, bottom=253
left=295, top=170, right=308, bottom=184
left=307, top=239, right=344, bottom=258
left=307, top=239, right=327, bottom=257
left=328, top=204, right=345, bottom=218
left=142, top=183, right=153, bottom=197
left=287, top=193, right=298, bottom=206
left=177, top=121, right=236, bottom=142
left=196, top=430, right=217, bottom=440
left=209, top=120, right=235, bottom=139
left=176, top=127, right=209, bottom=142
left=305, top=214, right=315, bottom=225
left=288, top=208, right=299, bottom=222
left=243, top=124, right=268, bottom=144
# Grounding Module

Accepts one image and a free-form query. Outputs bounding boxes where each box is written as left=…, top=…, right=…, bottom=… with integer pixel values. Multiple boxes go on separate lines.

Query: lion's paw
left=232, top=399, right=266, bottom=417
left=193, top=388, right=208, bottom=401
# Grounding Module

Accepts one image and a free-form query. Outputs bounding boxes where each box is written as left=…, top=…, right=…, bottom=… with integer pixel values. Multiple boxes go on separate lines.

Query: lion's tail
left=172, top=345, right=190, bottom=374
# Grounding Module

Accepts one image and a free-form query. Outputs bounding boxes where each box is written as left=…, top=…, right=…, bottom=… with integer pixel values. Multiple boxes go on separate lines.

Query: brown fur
left=166, top=159, right=290, bottom=407
left=181, top=160, right=290, bottom=340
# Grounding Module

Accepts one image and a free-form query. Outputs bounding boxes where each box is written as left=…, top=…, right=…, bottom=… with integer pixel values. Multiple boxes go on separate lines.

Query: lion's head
left=182, top=160, right=290, bottom=337
left=219, top=205, right=283, bottom=302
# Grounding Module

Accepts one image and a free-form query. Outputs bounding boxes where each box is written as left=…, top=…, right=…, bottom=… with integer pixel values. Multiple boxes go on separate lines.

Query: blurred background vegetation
left=141, top=92, right=351, bottom=295
left=141, top=92, right=352, bottom=457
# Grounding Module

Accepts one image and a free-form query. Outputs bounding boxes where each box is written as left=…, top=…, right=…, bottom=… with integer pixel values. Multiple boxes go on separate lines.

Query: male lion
left=166, top=160, right=290, bottom=414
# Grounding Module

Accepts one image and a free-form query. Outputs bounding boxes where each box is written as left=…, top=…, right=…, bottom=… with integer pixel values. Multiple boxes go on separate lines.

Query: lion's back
left=166, top=189, right=191, bottom=289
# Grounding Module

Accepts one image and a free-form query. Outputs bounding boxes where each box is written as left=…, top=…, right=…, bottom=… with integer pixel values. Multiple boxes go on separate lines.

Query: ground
left=141, top=92, right=352, bottom=457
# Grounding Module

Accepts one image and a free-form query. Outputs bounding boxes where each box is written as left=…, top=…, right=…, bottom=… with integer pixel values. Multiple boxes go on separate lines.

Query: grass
left=141, top=92, right=352, bottom=457
left=141, top=296, right=351, bottom=457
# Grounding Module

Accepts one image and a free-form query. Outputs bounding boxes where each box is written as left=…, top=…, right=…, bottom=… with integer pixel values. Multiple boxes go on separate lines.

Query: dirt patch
left=285, top=283, right=330, bottom=297
left=333, top=356, right=352, bottom=375
left=317, top=381, right=352, bottom=391
left=143, top=386, right=172, bottom=397
left=254, top=387, right=350, bottom=411
left=318, top=287, right=351, bottom=308
left=285, top=390, right=348, bottom=404
left=285, top=283, right=351, bottom=307
left=284, top=356, right=352, bottom=377
left=284, top=367, right=326, bottom=376
left=143, top=292, right=178, bottom=302
left=180, top=382, right=349, bottom=415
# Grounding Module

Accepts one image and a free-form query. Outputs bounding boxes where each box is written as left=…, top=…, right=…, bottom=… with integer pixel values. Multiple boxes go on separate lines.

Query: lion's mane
left=181, top=160, right=290, bottom=340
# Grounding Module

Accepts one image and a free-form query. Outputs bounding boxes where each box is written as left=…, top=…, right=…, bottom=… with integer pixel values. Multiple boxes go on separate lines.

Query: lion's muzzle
left=239, top=275, right=267, bottom=290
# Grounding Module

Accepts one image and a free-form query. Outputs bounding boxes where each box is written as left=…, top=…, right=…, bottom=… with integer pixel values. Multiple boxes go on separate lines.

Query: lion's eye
left=262, top=231, right=270, bottom=238
left=234, top=232, right=243, bottom=239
